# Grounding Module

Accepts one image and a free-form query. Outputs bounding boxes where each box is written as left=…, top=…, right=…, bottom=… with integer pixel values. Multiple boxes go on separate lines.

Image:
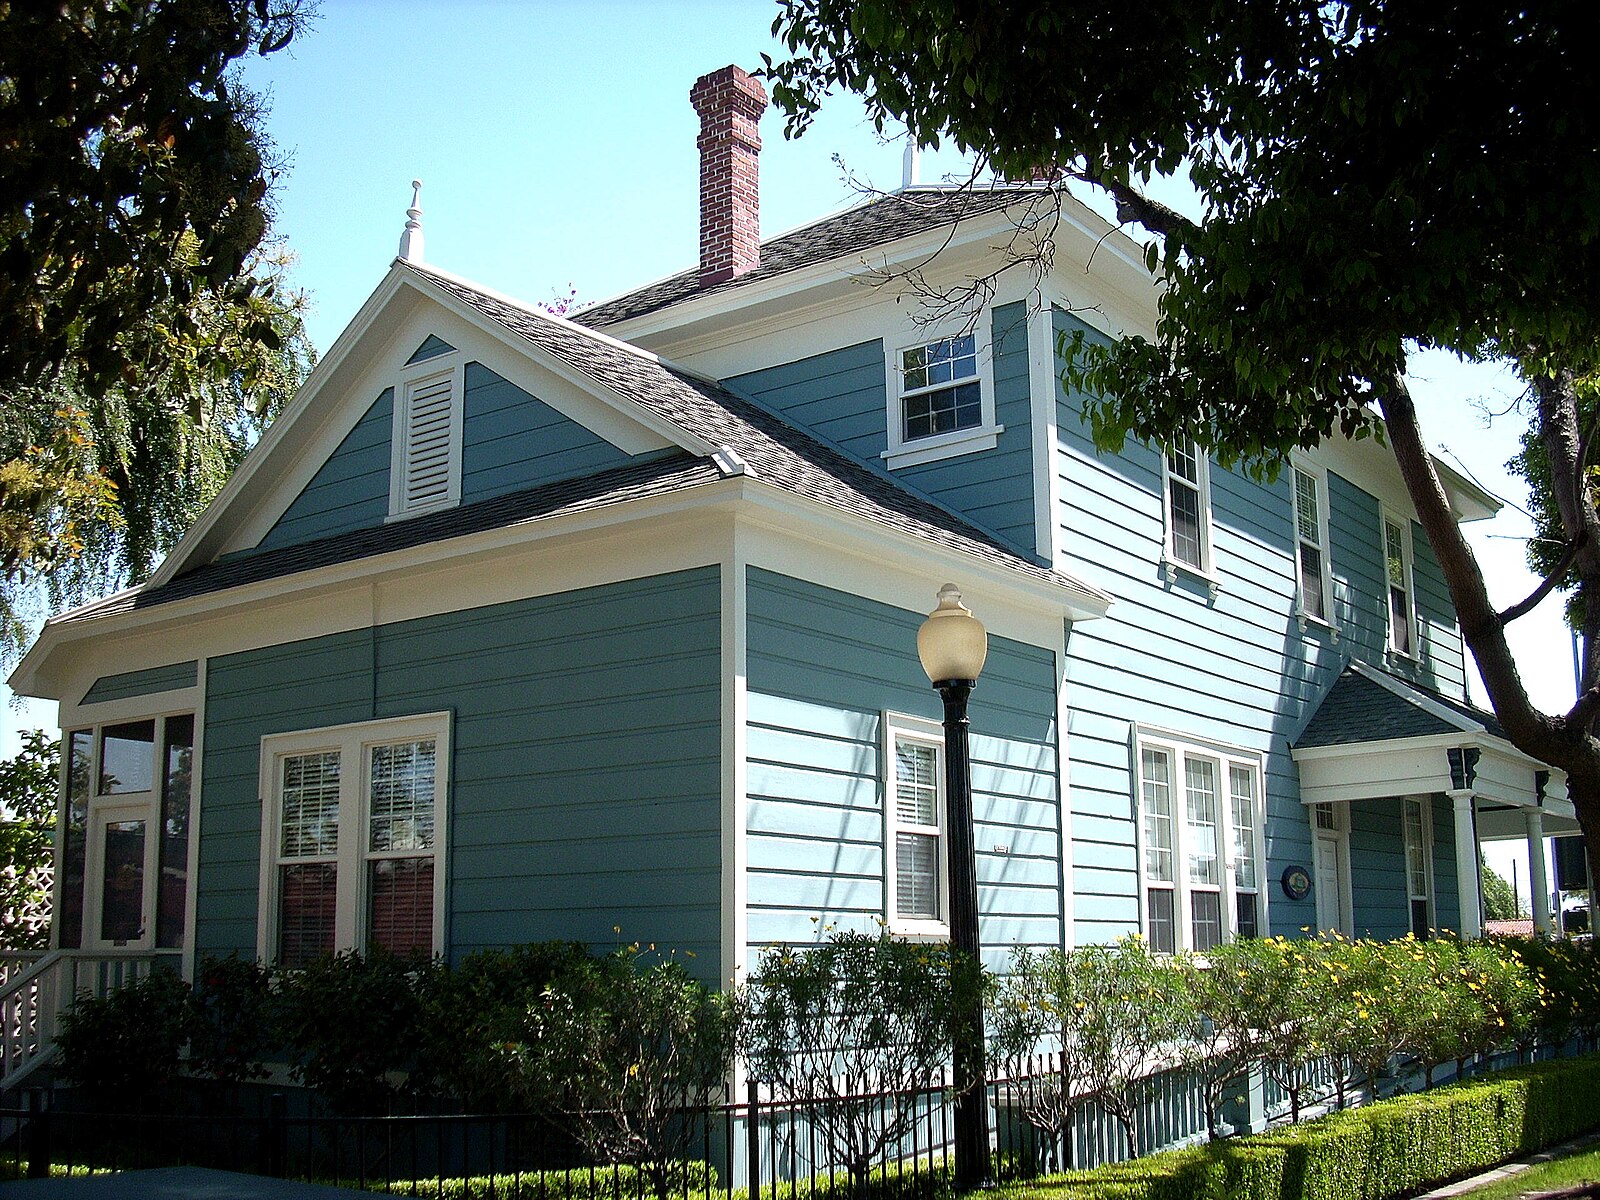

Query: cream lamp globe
left=916, top=583, right=988, bottom=683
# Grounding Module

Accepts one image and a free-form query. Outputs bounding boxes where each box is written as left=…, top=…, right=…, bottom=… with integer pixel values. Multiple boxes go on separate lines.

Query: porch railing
left=0, top=951, right=157, bottom=1092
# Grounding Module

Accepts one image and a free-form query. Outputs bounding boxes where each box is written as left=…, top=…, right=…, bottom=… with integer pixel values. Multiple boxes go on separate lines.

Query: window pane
left=1390, top=585, right=1412, bottom=654
left=903, top=381, right=982, bottom=441
left=369, top=740, right=436, bottom=853
left=1141, top=748, right=1174, bottom=882
left=1410, top=898, right=1431, bottom=940
left=895, top=741, right=939, bottom=826
left=59, top=729, right=93, bottom=949
left=281, top=752, right=341, bottom=858
left=1185, top=758, right=1220, bottom=886
left=369, top=857, right=434, bottom=957
left=1235, top=891, right=1260, bottom=940
left=99, top=720, right=155, bottom=794
left=896, top=832, right=940, bottom=919
left=1169, top=482, right=1203, bottom=567
left=1147, top=888, right=1175, bottom=954
left=280, top=862, right=337, bottom=967
left=1299, top=543, right=1326, bottom=621
left=1294, top=469, right=1320, bottom=542
left=1385, top=520, right=1406, bottom=586
left=1314, top=802, right=1338, bottom=831
left=157, top=714, right=194, bottom=948
left=99, top=819, right=146, bottom=943
left=1405, top=798, right=1428, bottom=897
left=1167, top=440, right=1199, bottom=484
left=1191, top=890, right=1223, bottom=952
left=1230, top=765, right=1258, bottom=890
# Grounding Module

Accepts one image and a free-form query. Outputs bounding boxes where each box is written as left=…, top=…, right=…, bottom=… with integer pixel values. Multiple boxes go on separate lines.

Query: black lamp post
left=917, top=583, right=989, bottom=1192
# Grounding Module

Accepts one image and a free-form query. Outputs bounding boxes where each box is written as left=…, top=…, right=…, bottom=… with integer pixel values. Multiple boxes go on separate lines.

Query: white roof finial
left=398, top=179, right=424, bottom=263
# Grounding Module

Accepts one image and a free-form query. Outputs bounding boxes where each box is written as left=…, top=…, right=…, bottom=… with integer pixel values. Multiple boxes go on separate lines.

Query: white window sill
left=1297, top=611, right=1341, bottom=642
left=1386, top=646, right=1421, bottom=666
left=887, top=919, right=952, bottom=942
left=1160, top=556, right=1221, bottom=600
left=883, top=424, right=1004, bottom=470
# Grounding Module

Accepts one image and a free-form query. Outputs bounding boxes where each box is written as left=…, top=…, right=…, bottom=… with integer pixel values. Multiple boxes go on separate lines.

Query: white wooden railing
left=0, top=950, right=156, bottom=1091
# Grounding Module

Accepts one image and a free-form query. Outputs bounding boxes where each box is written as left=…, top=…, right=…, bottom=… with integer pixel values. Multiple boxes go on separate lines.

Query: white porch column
left=1526, top=809, right=1552, bottom=935
left=1450, top=790, right=1483, bottom=939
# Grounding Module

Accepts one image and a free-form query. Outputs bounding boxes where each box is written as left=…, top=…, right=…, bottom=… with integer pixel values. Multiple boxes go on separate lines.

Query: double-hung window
left=259, top=713, right=449, bottom=966
left=884, top=713, right=946, bottom=936
left=1403, top=796, right=1434, bottom=938
left=1163, top=437, right=1213, bottom=575
left=1383, top=512, right=1416, bottom=657
left=1292, top=466, right=1332, bottom=625
left=884, top=326, right=1002, bottom=469
left=1136, top=732, right=1265, bottom=952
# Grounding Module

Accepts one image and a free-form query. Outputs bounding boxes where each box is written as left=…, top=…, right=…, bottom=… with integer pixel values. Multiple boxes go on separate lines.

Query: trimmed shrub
left=53, top=967, right=190, bottom=1105
left=186, top=955, right=274, bottom=1084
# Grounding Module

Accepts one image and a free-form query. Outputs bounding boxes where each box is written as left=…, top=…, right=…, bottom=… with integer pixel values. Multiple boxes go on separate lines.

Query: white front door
left=1314, top=832, right=1350, bottom=935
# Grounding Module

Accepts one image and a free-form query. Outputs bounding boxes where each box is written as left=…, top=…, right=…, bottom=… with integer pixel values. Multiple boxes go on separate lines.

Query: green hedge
left=996, top=1054, right=1600, bottom=1200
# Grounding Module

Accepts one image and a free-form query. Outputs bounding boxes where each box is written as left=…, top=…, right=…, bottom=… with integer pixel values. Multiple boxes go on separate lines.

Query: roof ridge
left=397, top=259, right=723, bottom=388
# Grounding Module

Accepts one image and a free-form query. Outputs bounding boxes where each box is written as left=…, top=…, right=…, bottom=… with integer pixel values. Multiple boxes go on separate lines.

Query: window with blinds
left=260, top=714, right=448, bottom=965
left=885, top=715, right=945, bottom=932
left=391, top=358, right=463, bottom=517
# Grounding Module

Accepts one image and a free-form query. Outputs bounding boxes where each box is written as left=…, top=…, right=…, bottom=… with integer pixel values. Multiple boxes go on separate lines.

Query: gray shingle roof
left=1294, top=661, right=1506, bottom=748
left=574, top=186, right=1047, bottom=328
left=404, top=262, right=1094, bottom=597
left=59, top=259, right=1102, bottom=627
left=62, top=455, right=719, bottom=622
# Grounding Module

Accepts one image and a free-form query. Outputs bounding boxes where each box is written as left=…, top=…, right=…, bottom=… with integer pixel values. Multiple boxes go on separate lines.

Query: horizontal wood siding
left=1051, top=308, right=1461, bottom=944
left=897, top=303, right=1037, bottom=555
left=1431, top=797, right=1461, bottom=934
left=258, top=389, right=393, bottom=551
left=728, top=307, right=1039, bottom=557
left=745, top=569, right=1061, bottom=971
left=81, top=660, right=198, bottom=705
left=198, top=568, right=722, bottom=977
left=1348, top=797, right=1409, bottom=941
left=408, top=333, right=456, bottom=363
left=460, top=362, right=640, bottom=505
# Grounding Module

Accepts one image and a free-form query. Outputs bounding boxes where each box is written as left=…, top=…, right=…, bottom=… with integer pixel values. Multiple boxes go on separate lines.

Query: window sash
left=900, top=334, right=981, bottom=443
left=1165, top=439, right=1209, bottom=570
left=1385, top=517, right=1414, bottom=654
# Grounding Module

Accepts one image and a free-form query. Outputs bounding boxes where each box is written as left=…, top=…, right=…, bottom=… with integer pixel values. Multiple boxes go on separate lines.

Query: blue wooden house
left=3, top=67, right=1578, bottom=1088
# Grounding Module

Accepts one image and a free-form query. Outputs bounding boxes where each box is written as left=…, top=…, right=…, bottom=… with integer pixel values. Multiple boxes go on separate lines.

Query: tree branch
left=1064, top=162, right=1199, bottom=242
left=1498, top=529, right=1585, bottom=625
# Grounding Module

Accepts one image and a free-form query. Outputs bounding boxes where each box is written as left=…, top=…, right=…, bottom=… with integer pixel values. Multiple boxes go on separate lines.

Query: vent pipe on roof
left=690, top=65, right=767, bottom=288
left=398, top=179, right=425, bottom=263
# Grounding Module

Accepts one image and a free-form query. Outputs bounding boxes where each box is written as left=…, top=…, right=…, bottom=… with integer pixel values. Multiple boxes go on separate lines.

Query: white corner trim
left=720, top=535, right=749, bottom=990
left=181, top=659, right=208, bottom=981
left=1027, top=305, right=1062, bottom=567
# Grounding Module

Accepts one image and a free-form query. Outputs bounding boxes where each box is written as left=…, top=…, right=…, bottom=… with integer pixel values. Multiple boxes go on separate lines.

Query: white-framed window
left=257, top=712, right=450, bottom=966
left=1135, top=730, right=1266, bottom=952
left=1292, top=465, right=1332, bottom=626
left=1162, top=437, right=1213, bottom=576
left=56, top=712, right=195, bottom=952
left=1383, top=510, right=1417, bottom=657
left=883, top=325, right=1002, bottom=470
left=884, top=712, right=948, bottom=936
left=1403, top=796, right=1435, bottom=938
left=388, top=354, right=465, bottom=518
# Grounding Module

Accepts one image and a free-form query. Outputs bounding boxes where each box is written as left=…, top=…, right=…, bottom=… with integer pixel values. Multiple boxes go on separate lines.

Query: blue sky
left=0, top=2, right=1571, bottom=885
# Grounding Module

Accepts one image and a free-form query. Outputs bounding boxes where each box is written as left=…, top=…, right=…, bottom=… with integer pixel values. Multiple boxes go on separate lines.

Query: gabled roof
left=32, top=259, right=1109, bottom=636
left=1294, top=660, right=1508, bottom=749
left=574, top=186, right=1044, bottom=328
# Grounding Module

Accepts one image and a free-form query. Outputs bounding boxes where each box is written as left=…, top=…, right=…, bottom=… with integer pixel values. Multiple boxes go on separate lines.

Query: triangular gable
left=150, top=264, right=698, bottom=583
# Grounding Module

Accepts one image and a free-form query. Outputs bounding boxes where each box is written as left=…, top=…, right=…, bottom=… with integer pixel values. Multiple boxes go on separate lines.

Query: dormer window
left=389, top=353, right=464, bottom=518
left=883, top=326, right=1003, bottom=470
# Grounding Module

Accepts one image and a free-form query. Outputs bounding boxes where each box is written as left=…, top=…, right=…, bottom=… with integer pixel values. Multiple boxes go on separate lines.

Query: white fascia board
left=727, top=476, right=1111, bottom=625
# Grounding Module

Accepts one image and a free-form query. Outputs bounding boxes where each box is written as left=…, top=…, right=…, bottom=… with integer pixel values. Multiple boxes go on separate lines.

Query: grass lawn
left=1463, top=1141, right=1600, bottom=1199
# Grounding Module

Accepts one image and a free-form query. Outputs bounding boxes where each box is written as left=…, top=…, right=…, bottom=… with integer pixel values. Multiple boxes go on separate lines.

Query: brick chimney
left=690, top=65, right=767, bottom=288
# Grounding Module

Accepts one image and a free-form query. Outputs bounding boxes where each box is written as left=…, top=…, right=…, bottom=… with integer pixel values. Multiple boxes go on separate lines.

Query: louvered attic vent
left=390, top=358, right=463, bottom=518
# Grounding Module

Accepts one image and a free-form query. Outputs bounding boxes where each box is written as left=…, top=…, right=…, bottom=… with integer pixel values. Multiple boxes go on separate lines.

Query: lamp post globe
left=916, top=583, right=989, bottom=1190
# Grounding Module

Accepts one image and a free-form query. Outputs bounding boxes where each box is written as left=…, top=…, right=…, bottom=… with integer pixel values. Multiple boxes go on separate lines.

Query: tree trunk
left=1378, top=376, right=1600, bottom=891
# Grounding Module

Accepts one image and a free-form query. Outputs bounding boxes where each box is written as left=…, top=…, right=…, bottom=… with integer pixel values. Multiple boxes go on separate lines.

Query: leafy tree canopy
left=766, top=0, right=1600, bottom=877
left=1482, top=865, right=1522, bottom=922
left=0, top=1, right=317, bottom=660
